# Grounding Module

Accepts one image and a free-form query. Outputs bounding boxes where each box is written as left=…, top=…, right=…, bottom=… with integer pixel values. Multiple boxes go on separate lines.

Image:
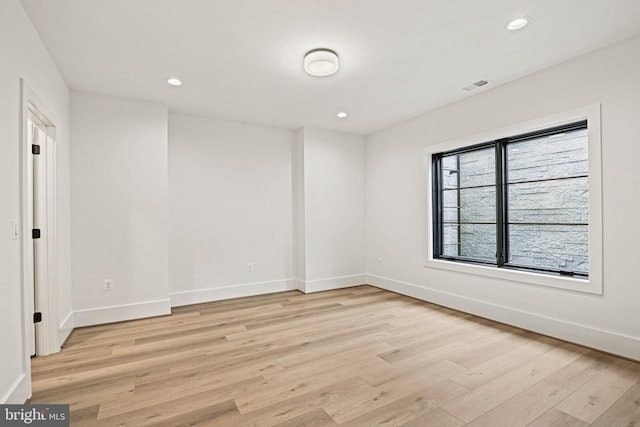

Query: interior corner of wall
left=58, top=310, right=74, bottom=346
left=294, top=278, right=307, bottom=293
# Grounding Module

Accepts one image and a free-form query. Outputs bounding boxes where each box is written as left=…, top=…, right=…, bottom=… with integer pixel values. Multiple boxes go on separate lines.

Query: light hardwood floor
left=30, top=286, right=640, bottom=426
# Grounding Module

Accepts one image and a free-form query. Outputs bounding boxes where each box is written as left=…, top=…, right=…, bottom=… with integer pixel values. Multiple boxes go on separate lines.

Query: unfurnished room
left=1, top=0, right=640, bottom=426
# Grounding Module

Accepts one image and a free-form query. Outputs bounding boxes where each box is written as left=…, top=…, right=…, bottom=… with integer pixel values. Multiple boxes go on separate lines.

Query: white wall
left=168, top=113, right=296, bottom=305
left=366, top=35, right=640, bottom=359
left=292, top=129, right=307, bottom=285
left=0, top=0, right=71, bottom=403
left=301, top=128, right=367, bottom=291
left=70, top=92, right=170, bottom=326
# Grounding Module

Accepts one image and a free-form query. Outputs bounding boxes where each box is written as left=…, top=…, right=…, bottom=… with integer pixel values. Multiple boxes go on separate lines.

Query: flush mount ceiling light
left=304, top=48, right=339, bottom=77
left=167, top=77, right=182, bottom=86
left=337, top=111, right=348, bottom=118
left=507, top=17, right=530, bottom=31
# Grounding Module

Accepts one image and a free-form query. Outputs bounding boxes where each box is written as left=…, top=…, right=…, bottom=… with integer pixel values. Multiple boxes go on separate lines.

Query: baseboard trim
left=301, top=274, right=368, bottom=293
left=169, top=279, right=298, bottom=307
left=1, top=373, right=30, bottom=404
left=73, top=299, right=172, bottom=328
left=59, top=311, right=74, bottom=346
left=293, top=278, right=306, bottom=293
left=367, top=274, right=640, bottom=361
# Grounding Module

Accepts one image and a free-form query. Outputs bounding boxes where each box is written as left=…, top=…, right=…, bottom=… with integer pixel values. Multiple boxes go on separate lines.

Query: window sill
left=425, top=258, right=602, bottom=295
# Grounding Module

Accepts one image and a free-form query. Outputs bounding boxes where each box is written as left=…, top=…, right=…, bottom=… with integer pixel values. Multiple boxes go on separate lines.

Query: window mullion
left=495, top=140, right=507, bottom=267
left=502, top=139, right=510, bottom=267
left=456, top=154, right=461, bottom=257
left=432, top=154, right=442, bottom=257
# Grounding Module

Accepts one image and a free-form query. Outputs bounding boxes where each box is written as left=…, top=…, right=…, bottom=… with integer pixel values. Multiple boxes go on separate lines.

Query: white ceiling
left=20, top=0, right=640, bottom=135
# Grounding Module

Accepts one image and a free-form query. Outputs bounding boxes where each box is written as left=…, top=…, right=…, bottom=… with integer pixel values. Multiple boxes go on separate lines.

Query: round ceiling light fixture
left=167, top=77, right=183, bottom=86
left=304, top=48, right=339, bottom=77
left=336, top=111, right=348, bottom=118
left=507, top=17, right=530, bottom=31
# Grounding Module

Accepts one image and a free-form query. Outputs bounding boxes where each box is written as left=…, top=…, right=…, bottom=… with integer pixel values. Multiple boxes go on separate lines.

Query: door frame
left=20, top=79, right=60, bottom=357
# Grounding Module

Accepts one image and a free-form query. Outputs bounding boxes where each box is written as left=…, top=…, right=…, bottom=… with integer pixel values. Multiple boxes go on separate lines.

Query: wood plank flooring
left=30, top=286, right=640, bottom=426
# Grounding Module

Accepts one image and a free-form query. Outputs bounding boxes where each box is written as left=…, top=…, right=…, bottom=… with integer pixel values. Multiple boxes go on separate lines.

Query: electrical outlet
left=247, top=263, right=254, bottom=272
left=378, top=258, right=383, bottom=267
left=104, top=279, right=114, bottom=291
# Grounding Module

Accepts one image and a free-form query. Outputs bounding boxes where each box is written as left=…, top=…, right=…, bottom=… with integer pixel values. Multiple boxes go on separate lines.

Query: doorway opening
left=21, top=80, right=59, bottom=357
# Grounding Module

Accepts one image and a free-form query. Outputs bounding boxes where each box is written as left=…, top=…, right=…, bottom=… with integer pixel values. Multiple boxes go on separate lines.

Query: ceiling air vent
left=463, top=80, right=489, bottom=91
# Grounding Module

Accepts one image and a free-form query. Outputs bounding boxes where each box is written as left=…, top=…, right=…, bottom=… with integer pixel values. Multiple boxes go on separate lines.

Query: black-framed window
left=432, top=120, right=589, bottom=278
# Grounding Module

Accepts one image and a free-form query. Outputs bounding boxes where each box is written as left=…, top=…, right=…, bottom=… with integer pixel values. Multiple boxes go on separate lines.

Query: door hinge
left=33, top=312, right=42, bottom=323
left=32, top=229, right=41, bottom=239
left=32, top=144, right=41, bottom=155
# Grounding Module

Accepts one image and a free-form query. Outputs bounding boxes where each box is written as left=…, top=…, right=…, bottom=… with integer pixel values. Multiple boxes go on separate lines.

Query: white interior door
left=33, top=121, right=49, bottom=356
left=26, top=114, right=51, bottom=356
left=25, top=120, right=36, bottom=356
left=22, top=82, right=60, bottom=359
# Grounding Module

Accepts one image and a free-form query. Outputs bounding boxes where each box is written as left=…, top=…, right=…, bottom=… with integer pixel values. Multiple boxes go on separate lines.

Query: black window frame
left=432, top=120, right=589, bottom=279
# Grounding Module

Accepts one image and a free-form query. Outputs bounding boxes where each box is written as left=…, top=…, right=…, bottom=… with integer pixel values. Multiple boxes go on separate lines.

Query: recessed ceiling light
left=304, top=49, right=339, bottom=77
left=337, top=111, right=348, bottom=118
left=167, top=77, right=182, bottom=86
left=507, top=17, right=529, bottom=31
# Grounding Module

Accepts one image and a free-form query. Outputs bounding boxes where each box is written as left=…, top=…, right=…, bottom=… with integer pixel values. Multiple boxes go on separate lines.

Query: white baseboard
left=367, top=274, right=640, bottom=361
left=169, top=279, right=298, bottom=307
left=73, top=299, right=172, bottom=327
left=293, top=278, right=306, bottom=292
left=59, top=311, right=74, bottom=345
left=1, top=373, right=30, bottom=404
left=301, top=274, right=368, bottom=293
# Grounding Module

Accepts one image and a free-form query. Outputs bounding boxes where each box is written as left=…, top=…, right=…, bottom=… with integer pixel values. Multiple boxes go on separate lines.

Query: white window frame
left=424, top=104, right=602, bottom=294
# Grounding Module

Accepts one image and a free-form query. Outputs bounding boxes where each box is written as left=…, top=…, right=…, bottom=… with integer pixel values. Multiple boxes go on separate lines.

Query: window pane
left=439, top=147, right=496, bottom=262
left=508, top=178, right=589, bottom=224
left=442, top=224, right=496, bottom=260
left=507, top=129, right=588, bottom=182
left=459, top=148, right=495, bottom=187
left=506, top=125, right=589, bottom=274
left=442, top=187, right=495, bottom=224
left=441, top=155, right=459, bottom=190
left=442, top=224, right=459, bottom=257
left=441, top=188, right=458, bottom=222
left=460, top=187, right=495, bottom=223
left=460, top=224, right=496, bottom=261
left=442, top=148, right=495, bottom=189
left=508, top=224, right=588, bottom=274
